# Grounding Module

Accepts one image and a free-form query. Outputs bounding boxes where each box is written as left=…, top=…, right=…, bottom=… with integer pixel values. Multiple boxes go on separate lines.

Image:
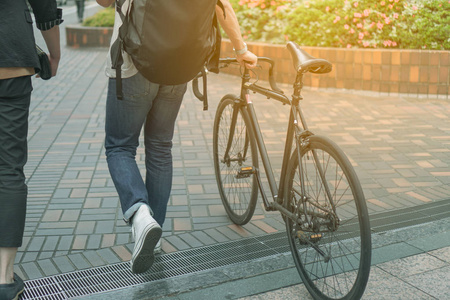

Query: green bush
left=82, top=7, right=115, bottom=27
left=232, top=0, right=450, bottom=49
left=229, top=0, right=295, bottom=43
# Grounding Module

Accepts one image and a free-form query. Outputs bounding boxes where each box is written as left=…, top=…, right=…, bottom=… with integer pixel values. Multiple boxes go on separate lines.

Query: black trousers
left=75, top=0, right=85, bottom=21
left=0, top=76, right=32, bottom=247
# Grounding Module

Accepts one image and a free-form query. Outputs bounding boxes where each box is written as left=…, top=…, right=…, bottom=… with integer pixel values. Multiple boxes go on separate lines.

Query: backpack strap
left=110, top=0, right=129, bottom=100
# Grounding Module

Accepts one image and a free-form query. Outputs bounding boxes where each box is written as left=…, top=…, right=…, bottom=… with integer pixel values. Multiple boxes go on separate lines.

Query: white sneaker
left=131, top=205, right=162, bottom=274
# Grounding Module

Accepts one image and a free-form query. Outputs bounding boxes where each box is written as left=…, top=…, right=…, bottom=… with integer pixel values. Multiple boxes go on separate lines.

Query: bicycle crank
left=297, top=230, right=331, bottom=262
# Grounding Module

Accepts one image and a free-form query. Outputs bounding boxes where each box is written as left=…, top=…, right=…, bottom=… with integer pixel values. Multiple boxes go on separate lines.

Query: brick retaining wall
left=221, top=40, right=450, bottom=97
left=65, top=25, right=449, bottom=97
left=66, top=25, right=113, bottom=48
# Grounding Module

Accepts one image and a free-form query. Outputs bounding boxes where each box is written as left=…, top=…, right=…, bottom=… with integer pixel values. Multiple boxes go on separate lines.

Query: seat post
left=292, top=72, right=304, bottom=106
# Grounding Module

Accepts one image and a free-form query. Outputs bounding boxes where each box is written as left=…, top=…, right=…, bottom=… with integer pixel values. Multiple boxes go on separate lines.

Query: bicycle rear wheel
left=284, top=135, right=371, bottom=300
left=213, top=95, right=258, bottom=225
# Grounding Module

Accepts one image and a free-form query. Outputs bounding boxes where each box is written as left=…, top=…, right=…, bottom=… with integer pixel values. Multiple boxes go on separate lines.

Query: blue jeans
left=105, top=72, right=186, bottom=226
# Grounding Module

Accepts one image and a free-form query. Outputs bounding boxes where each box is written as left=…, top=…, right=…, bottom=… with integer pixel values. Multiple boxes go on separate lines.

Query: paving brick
left=97, top=248, right=121, bottom=264
left=173, top=218, right=192, bottom=231
left=101, top=234, right=116, bottom=248
left=37, top=259, right=59, bottom=276
left=111, top=245, right=132, bottom=262
left=87, top=234, right=102, bottom=249
left=57, top=236, right=74, bottom=251
left=68, top=253, right=91, bottom=270
left=42, top=236, right=60, bottom=252
left=83, top=251, right=107, bottom=267
left=165, top=235, right=191, bottom=251
left=21, top=262, right=44, bottom=280
left=27, top=237, right=45, bottom=252
left=95, top=220, right=115, bottom=234
left=72, top=235, right=88, bottom=250
left=178, top=233, right=204, bottom=248
left=75, top=221, right=96, bottom=234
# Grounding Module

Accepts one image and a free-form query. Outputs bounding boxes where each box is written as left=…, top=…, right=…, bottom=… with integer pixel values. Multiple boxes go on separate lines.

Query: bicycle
left=193, top=41, right=372, bottom=300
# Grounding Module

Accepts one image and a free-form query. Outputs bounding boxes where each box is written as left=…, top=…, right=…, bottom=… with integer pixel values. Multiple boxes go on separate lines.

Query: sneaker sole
left=131, top=224, right=162, bottom=274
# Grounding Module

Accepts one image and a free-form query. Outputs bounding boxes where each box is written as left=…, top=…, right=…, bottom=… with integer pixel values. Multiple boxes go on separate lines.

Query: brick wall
left=221, top=40, right=450, bottom=97
left=66, top=25, right=113, bottom=48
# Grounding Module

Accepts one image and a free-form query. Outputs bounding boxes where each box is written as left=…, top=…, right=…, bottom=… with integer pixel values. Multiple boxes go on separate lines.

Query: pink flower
left=349, top=28, right=355, bottom=34
left=363, top=9, right=370, bottom=17
left=392, top=41, right=397, bottom=47
left=357, top=23, right=363, bottom=28
left=347, top=44, right=352, bottom=48
left=388, top=4, right=393, bottom=9
left=381, top=1, right=385, bottom=6
left=377, top=22, right=383, bottom=29
left=326, top=6, right=330, bottom=12
left=385, top=17, right=391, bottom=24
left=333, top=16, right=341, bottom=23
left=354, top=12, right=362, bottom=18
left=363, top=41, right=370, bottom=47
left=412, top=5, right=418, bottom=10
left=393, top=13, right=399, bottom=19
left=344, top=24, right=350, bottom=29
left=353, top=2, right=359, bottom=7
left=383, top=40, right=392, bottom=47
left=359, top=32, right=364, bottom=39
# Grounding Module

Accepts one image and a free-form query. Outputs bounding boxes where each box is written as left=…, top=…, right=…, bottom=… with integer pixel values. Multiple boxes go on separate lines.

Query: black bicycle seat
left=286, top=42, right=332, bottom=74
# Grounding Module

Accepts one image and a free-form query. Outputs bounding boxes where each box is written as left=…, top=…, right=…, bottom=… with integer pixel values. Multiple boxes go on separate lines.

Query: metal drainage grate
left=21, top=199, right=450, bottom=300
left=21, top=234, right=290, bottom=300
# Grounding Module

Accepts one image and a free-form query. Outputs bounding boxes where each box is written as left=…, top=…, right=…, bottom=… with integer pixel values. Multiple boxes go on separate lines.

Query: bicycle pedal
left=236, top=166, right=254, bottom=178
left=297, top=231, right=323, bottom=244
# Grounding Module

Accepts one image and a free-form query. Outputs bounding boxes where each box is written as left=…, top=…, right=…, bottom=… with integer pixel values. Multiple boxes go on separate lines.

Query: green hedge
left=84, top=1, right=449, bottom=50
left=231, top=0, right=450, bottom=50
left=82, top=7, right=115, bottom=28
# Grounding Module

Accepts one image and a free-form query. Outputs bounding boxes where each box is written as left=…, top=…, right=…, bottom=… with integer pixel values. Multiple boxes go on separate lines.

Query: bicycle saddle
left=286, top=42, right=332, bottom=74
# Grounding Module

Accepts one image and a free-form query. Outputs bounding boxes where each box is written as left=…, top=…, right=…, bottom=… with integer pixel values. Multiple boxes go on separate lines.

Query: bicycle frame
left=217, top=58, right=339, bottom=228
left=226, top=64, right=306, bottom=221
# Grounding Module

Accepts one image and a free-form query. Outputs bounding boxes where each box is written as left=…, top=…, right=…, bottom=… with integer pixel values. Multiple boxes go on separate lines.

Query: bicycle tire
left=213, top=95, right=258, bottom=225
left=284, top=135, right=371, bottom=300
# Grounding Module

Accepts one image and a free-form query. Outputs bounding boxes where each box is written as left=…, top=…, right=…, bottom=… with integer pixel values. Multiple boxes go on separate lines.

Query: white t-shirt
left=105, top=0, right=138, bottom=79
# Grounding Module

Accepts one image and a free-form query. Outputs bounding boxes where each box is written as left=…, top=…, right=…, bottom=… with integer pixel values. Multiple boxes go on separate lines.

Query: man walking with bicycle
left=96, top=0, right=257, bottom=274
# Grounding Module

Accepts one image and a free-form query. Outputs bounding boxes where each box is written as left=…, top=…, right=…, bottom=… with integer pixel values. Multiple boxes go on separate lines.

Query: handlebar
left=218, top=57, right=283, bottom=93
left=192, top=56, right=284, bottom=109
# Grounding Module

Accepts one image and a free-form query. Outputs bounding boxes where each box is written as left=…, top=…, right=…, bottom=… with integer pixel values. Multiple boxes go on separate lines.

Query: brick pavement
left=12, top=44, right=450, bottom=280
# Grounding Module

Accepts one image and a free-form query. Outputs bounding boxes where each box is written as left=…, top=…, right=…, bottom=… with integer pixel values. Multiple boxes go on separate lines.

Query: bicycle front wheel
left=284, top=135, right=371, bottom=300
left=213, top=95, right=258, bottom=225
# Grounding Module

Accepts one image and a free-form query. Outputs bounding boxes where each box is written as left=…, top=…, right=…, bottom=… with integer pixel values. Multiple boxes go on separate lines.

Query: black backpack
left=111, top=0, right=223, bottom=101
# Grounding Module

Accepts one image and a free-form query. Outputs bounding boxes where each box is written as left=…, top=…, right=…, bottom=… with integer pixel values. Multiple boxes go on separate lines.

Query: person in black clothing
left=0, top=1, right=62, bottom=299
left=75, top=0, right=85, bottom=23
